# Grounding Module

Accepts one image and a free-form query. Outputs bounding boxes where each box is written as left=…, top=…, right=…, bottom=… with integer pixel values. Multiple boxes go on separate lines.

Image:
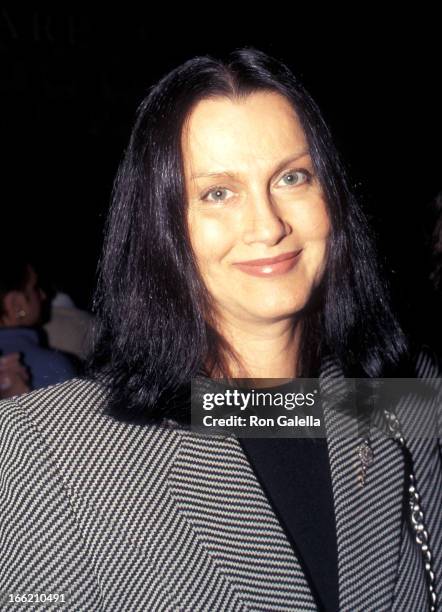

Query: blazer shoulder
left=0, top=376, right=184, bottom=502
left=12, top=375, right=105, bottom=410
left=413, top=345, right=441, bottom=378
left=0, top=376, right=112, bottom=440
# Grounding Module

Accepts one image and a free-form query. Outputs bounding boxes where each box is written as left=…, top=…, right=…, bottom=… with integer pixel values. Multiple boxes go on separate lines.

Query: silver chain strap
left=384, top=409, right=438, bottom=611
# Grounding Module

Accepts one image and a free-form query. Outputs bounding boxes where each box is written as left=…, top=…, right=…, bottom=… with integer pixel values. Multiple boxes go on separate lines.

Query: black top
left=237, top=390, right=339, bottom=611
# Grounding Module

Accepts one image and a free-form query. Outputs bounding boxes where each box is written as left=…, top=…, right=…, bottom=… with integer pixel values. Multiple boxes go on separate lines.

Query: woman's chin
left=242, top=302, right=306, bottom=323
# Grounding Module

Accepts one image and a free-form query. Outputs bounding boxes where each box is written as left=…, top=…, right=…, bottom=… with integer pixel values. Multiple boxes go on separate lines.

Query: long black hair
left=85, top=47, right=409, bottom=423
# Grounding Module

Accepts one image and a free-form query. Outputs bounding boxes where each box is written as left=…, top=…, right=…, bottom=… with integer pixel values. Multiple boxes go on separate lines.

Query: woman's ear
left=1, top=291, right=27, bottom=326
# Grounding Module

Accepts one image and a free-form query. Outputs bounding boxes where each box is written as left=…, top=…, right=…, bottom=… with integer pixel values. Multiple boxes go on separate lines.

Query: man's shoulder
left=26, top=342, right=78, bottom=369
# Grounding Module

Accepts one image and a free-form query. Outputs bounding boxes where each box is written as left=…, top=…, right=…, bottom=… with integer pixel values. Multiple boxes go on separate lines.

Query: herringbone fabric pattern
left=0, top=351, right=440, bottom=610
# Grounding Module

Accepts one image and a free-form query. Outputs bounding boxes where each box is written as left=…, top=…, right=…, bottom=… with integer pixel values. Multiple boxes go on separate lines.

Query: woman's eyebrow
left=191, top=150, right=310, bottom=180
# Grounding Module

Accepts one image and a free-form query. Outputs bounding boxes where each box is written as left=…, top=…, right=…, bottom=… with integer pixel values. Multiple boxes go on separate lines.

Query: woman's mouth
left=232, top=249, right=302, bottom=277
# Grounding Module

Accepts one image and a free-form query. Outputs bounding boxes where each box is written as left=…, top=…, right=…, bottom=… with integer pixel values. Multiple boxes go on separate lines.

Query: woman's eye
left=201, top=187, right=234, bottom=203
left=200, top=170, right=311, bottom=203
left=278, top=169, right=311, bottom=187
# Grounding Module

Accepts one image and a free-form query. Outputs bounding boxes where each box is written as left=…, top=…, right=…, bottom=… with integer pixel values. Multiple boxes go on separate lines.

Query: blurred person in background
left=0, top=255, right=78, bottom=393
left=43, top=286, right=94, bottom=361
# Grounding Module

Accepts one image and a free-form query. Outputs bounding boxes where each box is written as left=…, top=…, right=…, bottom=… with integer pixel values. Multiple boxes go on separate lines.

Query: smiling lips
left=233, top=249, right=303, bottom=277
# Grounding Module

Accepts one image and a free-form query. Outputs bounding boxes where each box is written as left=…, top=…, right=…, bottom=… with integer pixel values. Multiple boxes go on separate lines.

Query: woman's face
left=182, top=91, right=331, bottom=327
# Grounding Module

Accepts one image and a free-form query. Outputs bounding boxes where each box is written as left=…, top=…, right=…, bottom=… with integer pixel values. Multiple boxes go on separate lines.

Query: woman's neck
left=216, top=315, right=301, bottom=381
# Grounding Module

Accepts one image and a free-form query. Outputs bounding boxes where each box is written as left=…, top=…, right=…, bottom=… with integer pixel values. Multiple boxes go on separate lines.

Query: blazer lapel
left=320, top=357, right=406, bottom=611
left=185, top=364, right=407, bottom=610
left=169, top=428, right=318, bottom=610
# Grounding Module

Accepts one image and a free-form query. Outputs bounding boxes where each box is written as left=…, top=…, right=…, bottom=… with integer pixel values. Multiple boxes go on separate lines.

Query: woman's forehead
left=181, top=92, right=308, bottom=177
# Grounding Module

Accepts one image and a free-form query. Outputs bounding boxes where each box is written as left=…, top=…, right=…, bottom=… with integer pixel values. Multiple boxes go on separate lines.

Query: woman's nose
left=242, top=190, right=290, bottom=246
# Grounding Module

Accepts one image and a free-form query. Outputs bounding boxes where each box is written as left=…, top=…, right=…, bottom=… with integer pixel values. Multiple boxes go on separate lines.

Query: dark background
left=2, top=9, right=441, bottom=351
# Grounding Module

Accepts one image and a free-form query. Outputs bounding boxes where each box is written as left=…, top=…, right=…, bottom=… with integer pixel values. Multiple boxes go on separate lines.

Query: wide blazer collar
left=317, top=357, right=407, bottom=611
left=184, top=356, right=410, bottom=611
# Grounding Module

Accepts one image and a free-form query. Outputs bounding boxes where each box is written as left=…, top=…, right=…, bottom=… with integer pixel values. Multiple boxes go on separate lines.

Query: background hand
left=0, top=353, right=31, bottom=399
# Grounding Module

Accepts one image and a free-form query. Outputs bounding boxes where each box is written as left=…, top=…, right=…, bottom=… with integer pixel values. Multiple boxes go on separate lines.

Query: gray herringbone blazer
left=0, top=351, right=441, bottom=611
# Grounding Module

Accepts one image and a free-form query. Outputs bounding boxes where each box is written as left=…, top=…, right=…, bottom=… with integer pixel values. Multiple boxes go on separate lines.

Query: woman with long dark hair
left=0, top=48, right=440, bottom=611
